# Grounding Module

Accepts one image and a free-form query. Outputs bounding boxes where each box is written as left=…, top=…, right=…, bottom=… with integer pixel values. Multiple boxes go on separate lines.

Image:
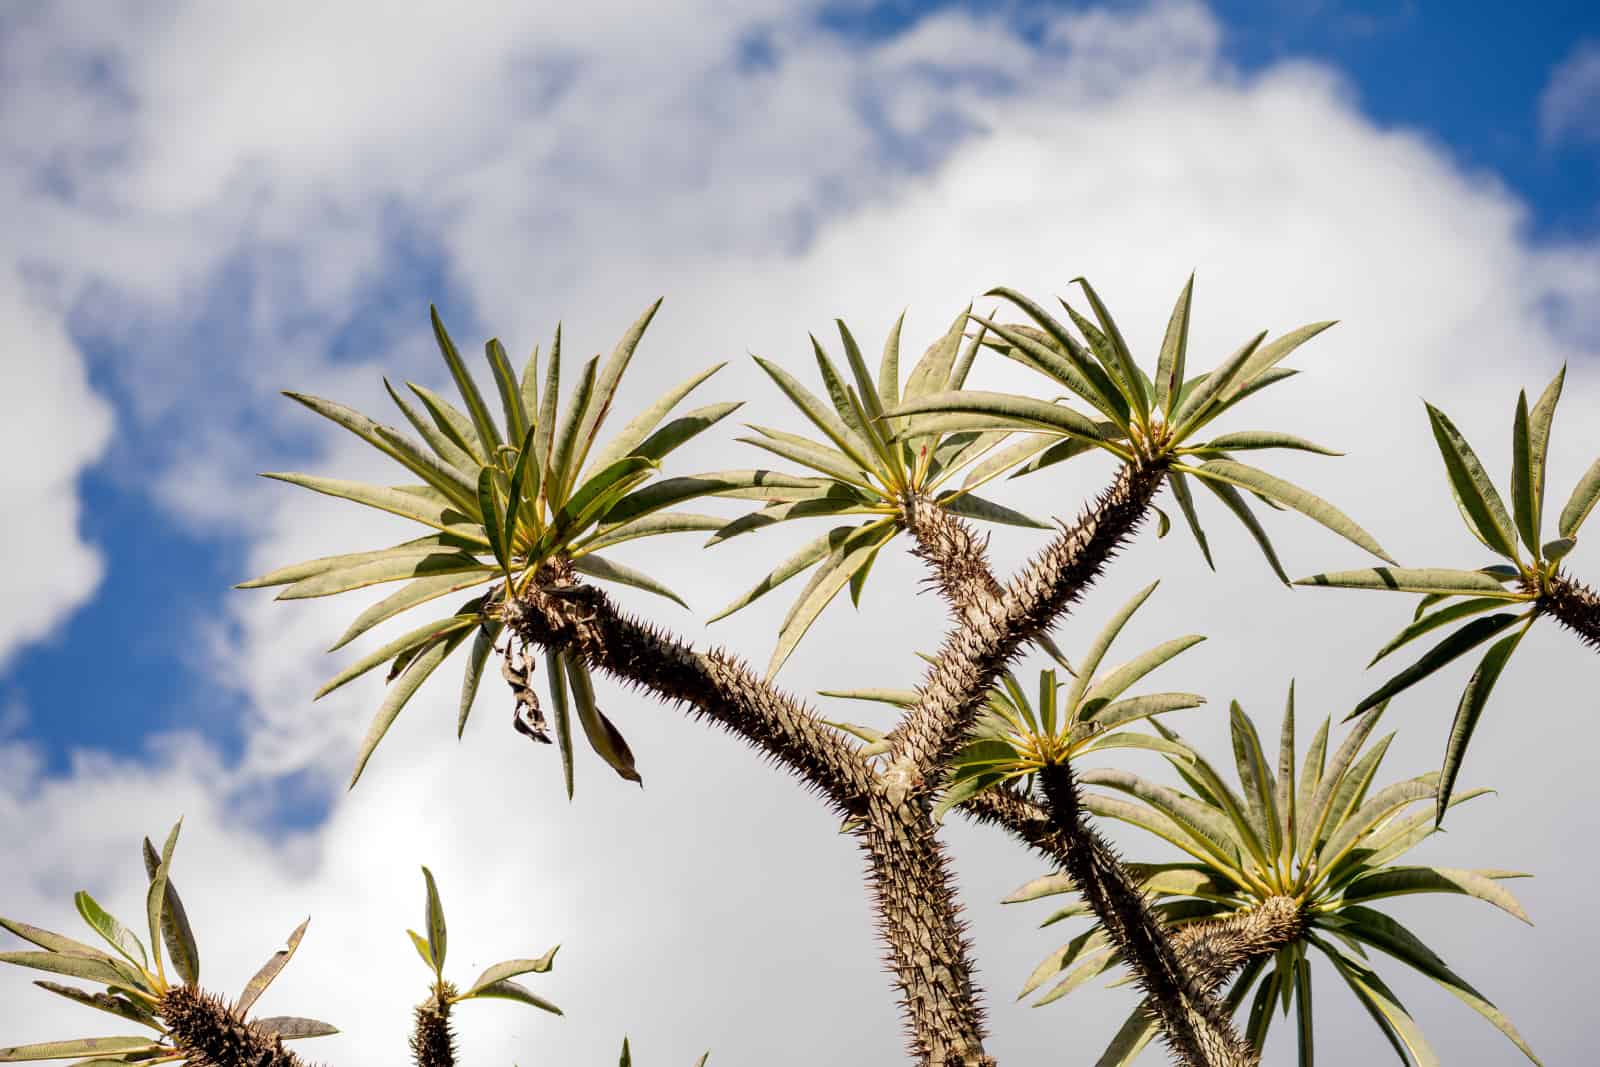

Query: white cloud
left=0, top=267, right=113, bottom=667
left=1540, top=39, right=1600, bottom=147
left=2, top=2, right=1600, bottom=1066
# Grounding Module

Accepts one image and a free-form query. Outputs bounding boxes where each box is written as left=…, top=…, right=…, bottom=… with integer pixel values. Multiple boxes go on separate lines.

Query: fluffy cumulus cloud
left=3, top=1, right=1600, bottom=1065
left=1541, top=39, right=1600, bottom=147
left=0, top=268, right=112, bottom=667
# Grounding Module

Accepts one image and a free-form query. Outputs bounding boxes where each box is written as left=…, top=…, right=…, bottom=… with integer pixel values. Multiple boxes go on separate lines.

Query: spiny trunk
left=1541, top=571, right=1600, bottom=651
left=1035, top=763, right=1256, bottom=1067
left=503, top=570, right=874, bottom=815
left=859, top=794, right=995, bottom=1067
left=900, top=494, right=1006, bottom=615
left=159, top=986, right=315, bottom=1067
left=885, top=463, right=1164, bottom=799
left=411, top=985, right=457, bottom=1067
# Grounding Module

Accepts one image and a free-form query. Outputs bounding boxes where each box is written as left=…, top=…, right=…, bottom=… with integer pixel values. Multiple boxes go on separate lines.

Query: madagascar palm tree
left=239, top=302, right=802, bottom=791
left=0, top=822, right=333, bottom=1067
left=708, top=310, right=1055, bottom=676
left=1006, top=692, right=1537, bottom=1066
left=1298, top=369, right=1600, bottom=819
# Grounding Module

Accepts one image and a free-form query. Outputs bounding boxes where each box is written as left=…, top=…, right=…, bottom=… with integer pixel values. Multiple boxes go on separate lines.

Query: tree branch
left=1035, top=762, right=1256, bottom=1067
left=503, top=568, right=874, bottom=816
left=883, top=462, right=1165, bottom=802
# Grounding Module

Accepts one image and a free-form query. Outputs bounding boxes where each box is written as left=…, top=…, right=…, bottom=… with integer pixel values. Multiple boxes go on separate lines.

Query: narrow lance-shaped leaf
left=140, top=837, right=199, bottom=986
left=1558, top=456, right=1600, bottom=538
left=1426, top=402, right=1518, bottom=559
left=565, top=657, right=642, bottom=784
left=548, top=647, right=576, bottom=799
left=253, top=1018, right=339, bottom=1040
left=145, top=819, right=181, bottom=986
left=0, top=1037, right=159, bottom=1062
left=237, top=918, right=310, bottom=1016
left=73, top=893, right=145, bottom=972
left=1353, top=612, right=1526, bottom=718
left=463, top=947, right=561, bottom=997
left=349, top=628, right=470, bottom=788
left=458, top=621, right=503, bottom=740
left=1183, top=459, right=1394, bottom=562
left=1155, top=274, right=1193, bottom=415
left=570, top=299, right=663, bottom=478
left=421, top=867, right=447, bottom=976
left=430, top=306, right=503, bottom=457
left=1437, top=624, right=1528, bottom=823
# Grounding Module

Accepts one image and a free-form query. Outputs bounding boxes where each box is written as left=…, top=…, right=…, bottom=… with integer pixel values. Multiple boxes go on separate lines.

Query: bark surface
left=1542, top=571, right=1600, bottom=651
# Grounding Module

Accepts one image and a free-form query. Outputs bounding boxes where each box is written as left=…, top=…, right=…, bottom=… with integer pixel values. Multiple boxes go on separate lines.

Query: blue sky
left=10, top=0, right=1598, bottom=783
left=3, top=2, right=1600, bottom=1064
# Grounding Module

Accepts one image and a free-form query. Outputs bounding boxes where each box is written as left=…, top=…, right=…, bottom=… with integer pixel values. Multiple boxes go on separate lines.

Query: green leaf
left=602, top=470, right=814, bottom=529
left=1517, top=367, right=1564, bottom=552
left=1369, top=597, right=1510, bottom=666
left=276, top=551, right=493, bottom=601
left=571, top=299, right=663, bottom=480
left=547, top=356, right=599, bottom=508
left=73, top=893, right=145, bottom=971
left=535, top=325, right=562, bottom=508
left=575, top=512, right=725, bottom=553
left=429, top=307, right=502, bottom=458
left=569, top=553, right=689, bottom=608
left=1294, top=955, right=1314, bottom=1067
left=1314, top=938, right=1439, bottom=1067
left=458, top=622, right=503, bottom=741
left=1229, top=702, right=1279, bottom=855
left=1295, top=566, right=1521, bottom=598
left=0, top=1038, right=158, bottom=1062
left=752, top=355, right=877, bottom=471
left=1071, top=278, right=1147, bottom=419
left=1084, top=692, right=1205, bottom=731
left=478, top=468, right=509, bottom=574
left=1169, top=470, right=1214, bottom=568
left=885, top=390, right=1110, bottom=445
left=1354, top=612, right=1525, bottom=717
left=583, top=363, right=729, bottom=479
left=1233, top=321, right=1337, bottom=400
left=708, top=526, right=849, bottom=623
left=484, top=337, right=528, bottom=444
left=327, top=574, right=497, bottom=652
left=878, top=310, right=904, bottom=415
left=237, top=535, right=483, bottom=589
left=406, top=929, right=433, bottom=969
left=421, top=867, right=447, bottom=976
left=407, top=382, right=486, bottom=464
left=464, top=948, right=560, bottom=997
left=545, top=456, right=658, bottom=546
left=1062, top=581, right=1158, bottom=714
left=31, top=983, right=156, bottom=1029
left=1332, top=908, right=1540, bottom=1063
left=1182, top=459, right=1393, bottom=562
left=1196, top=431, right=1342, bottom=456
left=469, top=978, right=562, bottom=1014
left=388, top=381, right=479, bottom=472
left=737, top=428, right=875, bottom=487
left=818, top=688, right=919, bottom=708
left=144, top=819, right=180, bottom=985
left=1079, top=635, right=1206, bottom=716
left=0, top=953, right=129, bottom=988
left=237, top=918, right=310, bottom=1016
left=1338, top=866, right=1531, bottom=924
left=1437, top=625, right=1527, bottom=823
left=1558, top=457, right=1600, bottom=538
left=349, top=628, right=470, bottom=787
left=810, top=335, right=883, bottom=461
left=252, top=1018, right=339, bottom=1040
left=1426, top=402, right=1518, bottom=559
left=1169, top=330, right=1267, bottom=434
left=565, top=656, right=642, bottom=784
left=766, top=522, right=894, bottom=677
left=547, top=648, right=575, bottom=800
left=983, top=289, right=1127, bottom=420
left=0, top=919, right=110, bottom=961
left=1078, top=768, right=1243, bottom=867
left=503, top=422, right=541, bottom=551
left=259, top=475, right=487, bottom=543
left=938, top=491, right=1048, bottom=529
left=1154, top=274, right=1193, bottom=415
left=1196, top=475, right=1291, bottom=584
left=1542, top=536, right=1575, bottom=562
left=520, top=343, right=540, bottom=432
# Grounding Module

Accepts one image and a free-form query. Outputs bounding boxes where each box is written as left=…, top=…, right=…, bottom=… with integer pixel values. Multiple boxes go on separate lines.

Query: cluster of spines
left=159, top=987, right=315, bottom=1067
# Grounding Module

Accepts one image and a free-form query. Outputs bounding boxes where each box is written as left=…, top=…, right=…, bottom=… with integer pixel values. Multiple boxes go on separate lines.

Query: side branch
left=1541, top=571, right=1600, bottom=651
left=1034, top=764, right=1256, bottom=1067
left=900, top=494, right=1006, bottom=615
left=503, top=571, right=875, bottom=815
left=886, top=462, right=1165, bottom=797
